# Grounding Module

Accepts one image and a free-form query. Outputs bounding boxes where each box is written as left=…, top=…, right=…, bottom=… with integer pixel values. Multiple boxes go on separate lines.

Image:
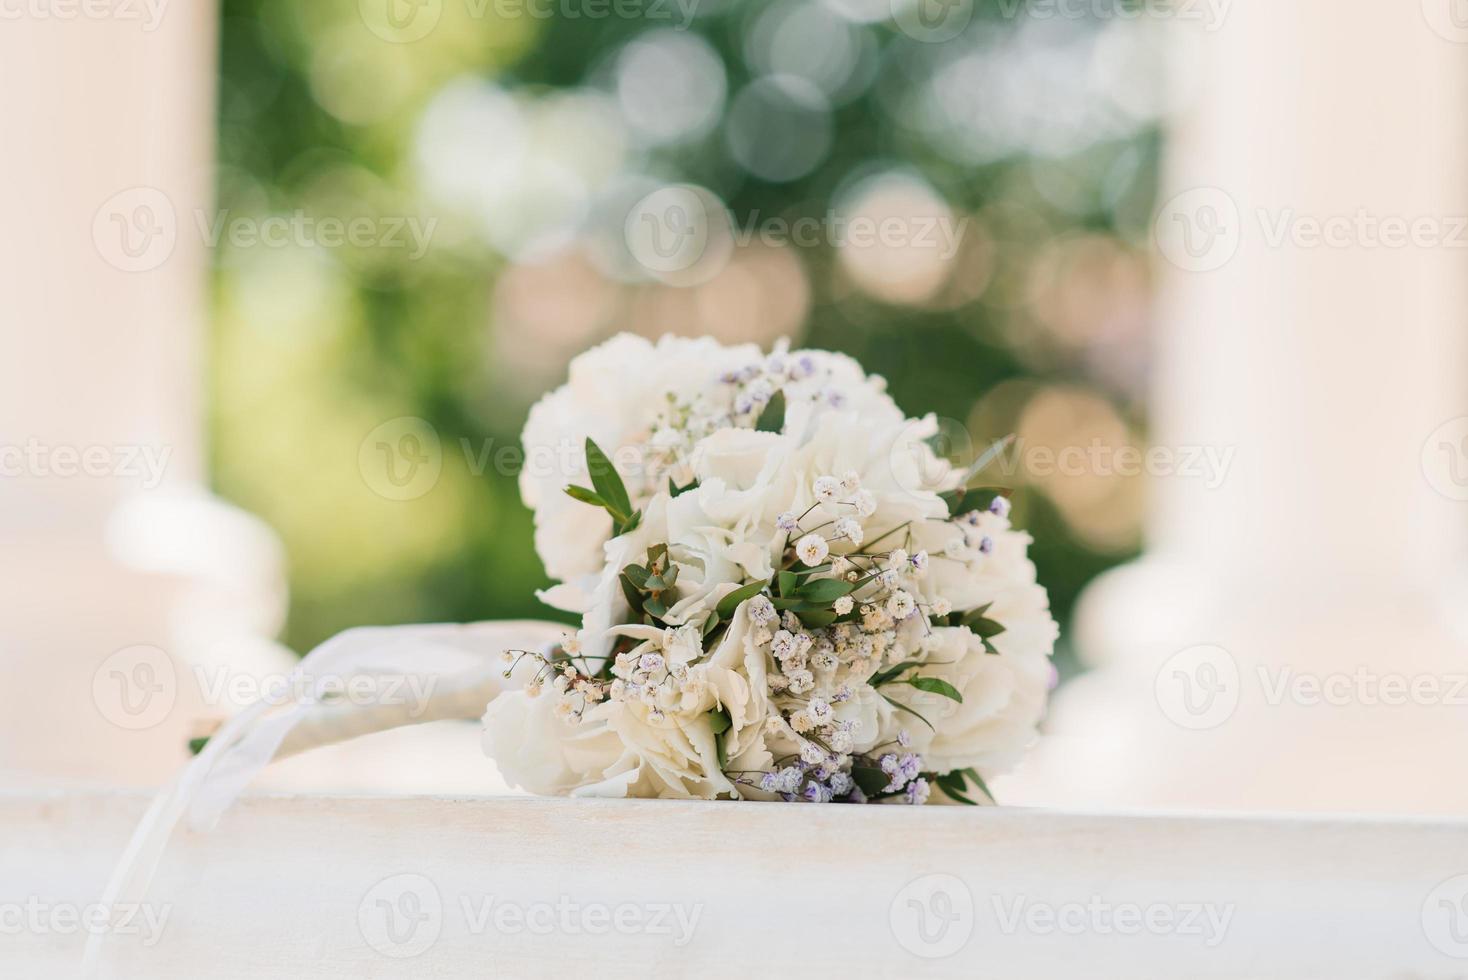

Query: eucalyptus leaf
left=563, top=484, right=608, bottom=509
left=962, top=768, right=996, bottom=804
left=755, top=389, right=786, bottom=433
left=619, top=573, right=645, bottom=615
left=869, top=660, right=922, bottom=686
left=796, top=577, right=857, bottom=603
left=585, top=437, right=631, bottom=521
left=715, top=580, right=767, bottom=618
left=880, top=692, right=935, bottom=731
left=906, top=676, right=964, bottom=703
left=796, top=609, right=837, bottom=629
left=851, top=765, right=890, bottom=796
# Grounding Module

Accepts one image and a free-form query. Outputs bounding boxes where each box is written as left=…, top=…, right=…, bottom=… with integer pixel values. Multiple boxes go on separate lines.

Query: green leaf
left=668, top=476, right=699, bottom=498
left=869, top=659, right=922, bottom=687
left=796, top=609, right=837, bottom=629
left=585, top=437, right=632, bottom=521
left=962, top=767, right=996, bottom=804
left=905, top=676, right=964, bottom=703
left=941, top=486, right=1011, bottom=518
left=880, top=692, right=935, bottom=732
left=777, top=570, right=798, bottom=596
left=618, top=509, right=642, bottom=536
left=623, top=564, right=650, bottom=588
left=796, top=577, right=857, bottom=603
left=643, top=595, right=668, bottom=619
left=659, top=564, right=679, bottom=589
left=962, top=603, right=1005, bottom=638
left=935, top=771, right=979, bottom=805
left=755, top=389, right=786, bottom=433
left=851, top=765, right=891, bottom=796
left=707, top=707, right=732, bottom=735
left=188, top=736, right=210, bottom=756
left=716, top=580, right=767, bottom=618
left=702, top=611, right=721, bottom=637
left=564, top=484, right=609, bottom=509
left=949, top=435, right=1015, bottom=490
left=619, top=573, right=645, bottom=616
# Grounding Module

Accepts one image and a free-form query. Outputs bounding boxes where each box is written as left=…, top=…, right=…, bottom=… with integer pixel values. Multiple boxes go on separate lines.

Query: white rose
left=520, top=333, right=757, bottom=580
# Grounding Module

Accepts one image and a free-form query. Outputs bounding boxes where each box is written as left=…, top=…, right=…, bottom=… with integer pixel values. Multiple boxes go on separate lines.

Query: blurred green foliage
left=209, top=0, right=1159, bottom=673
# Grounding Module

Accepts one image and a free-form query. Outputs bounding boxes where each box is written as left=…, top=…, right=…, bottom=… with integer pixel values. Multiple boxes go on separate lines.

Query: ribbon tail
left=83, top=619, right=568, bottom=977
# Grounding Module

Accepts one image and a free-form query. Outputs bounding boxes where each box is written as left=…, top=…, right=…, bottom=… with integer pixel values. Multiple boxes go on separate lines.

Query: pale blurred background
left=6, top=0, right=1468, bottom=815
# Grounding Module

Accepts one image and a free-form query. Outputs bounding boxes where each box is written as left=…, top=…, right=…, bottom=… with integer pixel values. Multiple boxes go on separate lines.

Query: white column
left=1004, top=0, right=1468, bottom=814
left=0, top=6, right=291, bottom=787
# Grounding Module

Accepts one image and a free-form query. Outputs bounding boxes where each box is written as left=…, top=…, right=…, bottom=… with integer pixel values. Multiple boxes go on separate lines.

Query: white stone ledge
left=4, top=792, right=1467, bottom=978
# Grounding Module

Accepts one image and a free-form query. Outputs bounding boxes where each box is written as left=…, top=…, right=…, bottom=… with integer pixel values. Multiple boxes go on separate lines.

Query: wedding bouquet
left=91, top=335, right=1060, bottom=952
left=486, top=334, right=1059, bottom=804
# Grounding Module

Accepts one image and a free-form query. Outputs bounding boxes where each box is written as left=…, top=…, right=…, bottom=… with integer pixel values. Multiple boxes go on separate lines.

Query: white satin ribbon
left=83, top=619, right=569, bottom=977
